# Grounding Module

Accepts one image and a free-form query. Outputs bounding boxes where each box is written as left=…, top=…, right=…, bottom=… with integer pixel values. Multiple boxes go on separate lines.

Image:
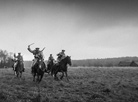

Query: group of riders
left=13, top=44, right=66, bottom=74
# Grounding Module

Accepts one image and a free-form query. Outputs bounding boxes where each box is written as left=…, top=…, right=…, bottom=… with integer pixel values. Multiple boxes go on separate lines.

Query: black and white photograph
left=0, top=0, right=138, bottom=102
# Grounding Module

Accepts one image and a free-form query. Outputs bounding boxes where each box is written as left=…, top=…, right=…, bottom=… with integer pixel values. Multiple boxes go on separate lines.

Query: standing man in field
left=27, top=44, right=45, bottom=74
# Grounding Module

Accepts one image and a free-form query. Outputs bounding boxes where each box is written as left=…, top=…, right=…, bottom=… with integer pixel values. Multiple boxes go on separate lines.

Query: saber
left=41, top=47, right=45, bottom=52
left=29, top=43, right=34, bottom=46
left=28, top=43, right=34, bottom=47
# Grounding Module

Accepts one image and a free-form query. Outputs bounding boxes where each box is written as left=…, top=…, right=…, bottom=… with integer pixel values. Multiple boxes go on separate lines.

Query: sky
left=0, top=0, right=138, bottom=60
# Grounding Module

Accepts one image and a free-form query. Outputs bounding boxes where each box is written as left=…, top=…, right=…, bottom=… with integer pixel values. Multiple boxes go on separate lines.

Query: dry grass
left=0, top=67, right=138, bottom=102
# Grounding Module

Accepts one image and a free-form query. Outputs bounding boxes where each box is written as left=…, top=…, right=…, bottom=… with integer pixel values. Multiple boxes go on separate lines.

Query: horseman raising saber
left=27, top=43, right=45, bottom=74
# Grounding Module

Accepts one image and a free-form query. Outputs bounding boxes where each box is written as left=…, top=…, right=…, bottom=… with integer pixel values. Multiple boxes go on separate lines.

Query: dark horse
left=32, top=59, right=46, bottom=83
left=46, top=59, right=54, bottom=74
left=51, top=56, right=72, bottom=80
left=14, top=60, right=24, bottom=78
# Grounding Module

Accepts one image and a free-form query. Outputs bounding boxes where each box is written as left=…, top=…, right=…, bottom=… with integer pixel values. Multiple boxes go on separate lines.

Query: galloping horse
left=14, top=60, right=24, bottom=78
left=32, top=59, right=46, bottom=83
left=51, top=56, right=72, bottom=80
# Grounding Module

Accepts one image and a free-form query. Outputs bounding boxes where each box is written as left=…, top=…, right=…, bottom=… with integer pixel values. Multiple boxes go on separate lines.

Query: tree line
left=72, top=56, right=138, bottom=67
left=0, top=49, right=13, bottom=68
left=23, top=56, right=138, bottom=68
left=0, top=48, right=138, bottom=68
left=22, top=56, right=138, bottom=68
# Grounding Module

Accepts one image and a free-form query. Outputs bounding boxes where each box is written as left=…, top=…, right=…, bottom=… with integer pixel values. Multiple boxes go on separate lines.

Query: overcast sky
left=0, top=0, right=138, bottom=60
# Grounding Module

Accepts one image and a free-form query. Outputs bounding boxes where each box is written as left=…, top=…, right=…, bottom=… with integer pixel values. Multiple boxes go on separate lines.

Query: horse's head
left=66, top=56, right=72, bottom=66
left=38, top=59, right=43, bottom=68
left=38, top=59, right=46, bottom=71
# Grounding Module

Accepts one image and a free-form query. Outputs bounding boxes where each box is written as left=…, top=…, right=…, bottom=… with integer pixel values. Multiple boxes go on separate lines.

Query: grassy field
left=0, top=67, right=138, bottom=102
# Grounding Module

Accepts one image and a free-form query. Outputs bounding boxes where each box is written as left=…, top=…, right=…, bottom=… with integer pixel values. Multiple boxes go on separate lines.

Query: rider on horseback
left=47, top=54, right=55, bottom=72
left=57, top=50, right=66, bottom=63
left=47, top=54, right=54, bottom=64
left=14, top=53, right=25, bottom=72
left=27, top=45, right=45, bottom=74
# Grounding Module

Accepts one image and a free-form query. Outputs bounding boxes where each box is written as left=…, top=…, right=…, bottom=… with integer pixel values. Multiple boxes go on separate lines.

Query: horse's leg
left=60, top=71, right=64, bottom=80
left=37, top=74, right=40, bottom=82
left=54, top=70, right=59, bottom=80
left=65, top=71, right=69, bottom=81
left=51, top=69, right=55, bottom=77
left=14, top=71, right=16, bottom=76
left=15, top=71, right=17, bottom=77
left=39, top=73, right=44, bottom=83
left=16, top=71, right=19, bottom=77
left=47, top=66, right=50, bottom=74
left=19, top=72, right=21, bottom=78
left=51, top=66, right=54, bottom=77
left=20, top=72, right=22, bottom=78
left=49, top=66, right=52, bottom=74
left=33, top=73, right=36, bottom=82
left=51, top=69, right=53, bottom=76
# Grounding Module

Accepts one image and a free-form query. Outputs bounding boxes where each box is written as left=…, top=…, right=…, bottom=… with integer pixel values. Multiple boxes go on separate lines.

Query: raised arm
left=14, top=53, right=17, bottom=58
left=27, top=45, right=34, bottom=54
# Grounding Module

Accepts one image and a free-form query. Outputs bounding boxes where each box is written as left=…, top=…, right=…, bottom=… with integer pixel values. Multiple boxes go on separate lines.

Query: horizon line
left=24, top=56, right=138, bottom=61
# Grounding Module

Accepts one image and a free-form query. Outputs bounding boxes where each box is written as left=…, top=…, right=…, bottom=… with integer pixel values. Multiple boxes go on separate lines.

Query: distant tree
left=0, top=49, right=14, bottom=68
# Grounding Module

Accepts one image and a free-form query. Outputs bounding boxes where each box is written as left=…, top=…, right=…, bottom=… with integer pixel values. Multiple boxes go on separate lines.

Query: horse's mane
left=59, top=55, right=71, bottom=64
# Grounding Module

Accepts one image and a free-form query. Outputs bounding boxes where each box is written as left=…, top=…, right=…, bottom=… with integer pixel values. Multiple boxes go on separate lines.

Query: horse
left=32, top=59, right=46, bottom=83
left=51, top=56, right=72, bottom=81
left=46, top=59, right=54, bottom=74
left=14, top=60, right=24, bottom=78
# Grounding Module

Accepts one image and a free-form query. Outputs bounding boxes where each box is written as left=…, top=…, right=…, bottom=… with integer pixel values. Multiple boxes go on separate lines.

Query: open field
left=0, top=67, right=138, bottom=102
